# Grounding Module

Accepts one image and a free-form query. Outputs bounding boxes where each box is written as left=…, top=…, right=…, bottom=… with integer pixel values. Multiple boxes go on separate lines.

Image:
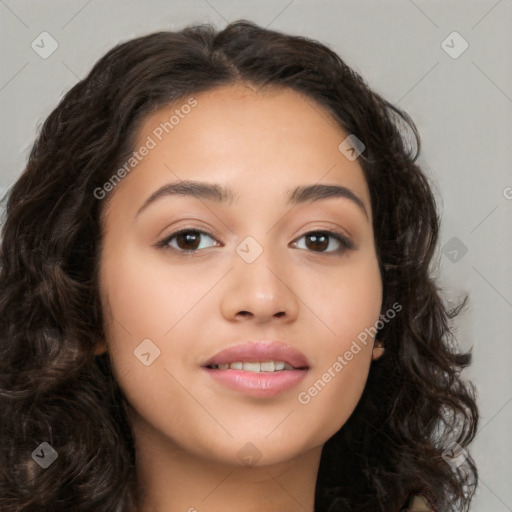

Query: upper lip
left=202, top=341, right=310, bottom=369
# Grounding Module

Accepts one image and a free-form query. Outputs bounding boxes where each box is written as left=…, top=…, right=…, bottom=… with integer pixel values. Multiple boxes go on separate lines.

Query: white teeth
left=243, top=361, right=260, bottom=372
left=260, top=361, right=274, bottom=371
left=211, top=360, right=295, bottom=372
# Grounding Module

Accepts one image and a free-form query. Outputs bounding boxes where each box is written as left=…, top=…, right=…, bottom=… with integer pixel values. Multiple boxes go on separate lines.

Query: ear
left=371, top=339, right=384, bottom=361
left=93, top=338, right=108, bottom=356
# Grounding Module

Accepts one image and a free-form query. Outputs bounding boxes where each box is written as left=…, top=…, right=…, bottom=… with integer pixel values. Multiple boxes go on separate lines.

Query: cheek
left=99, top=243, right=204, bottom=345
left=97, top=244, right=178, bottom=385
left=295, top=349, right=372, bottom=445
left=294, top=253, right=382, bottom=437
left=98, top=250, right=198, bottom=445
left=98, top=246, right=216, bottom=406
left=308, top=251, right=382, bottom=352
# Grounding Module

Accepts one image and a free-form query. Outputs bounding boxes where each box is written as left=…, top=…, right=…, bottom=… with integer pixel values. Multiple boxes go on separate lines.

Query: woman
left=0, top=20, right=478, bottom=512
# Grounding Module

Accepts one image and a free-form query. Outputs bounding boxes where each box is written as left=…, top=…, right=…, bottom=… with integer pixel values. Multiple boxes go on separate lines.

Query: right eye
left=155, top=229, right=220, bottom=253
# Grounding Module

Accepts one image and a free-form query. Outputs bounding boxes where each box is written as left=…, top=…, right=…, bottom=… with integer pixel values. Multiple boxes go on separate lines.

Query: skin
left=96, top=83, right=384, bottom=512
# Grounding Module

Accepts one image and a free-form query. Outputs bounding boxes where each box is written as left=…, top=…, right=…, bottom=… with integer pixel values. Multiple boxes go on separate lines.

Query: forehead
left=138, top=83, right=347, bottom=158
left=102, top=83, right=371, bottom=222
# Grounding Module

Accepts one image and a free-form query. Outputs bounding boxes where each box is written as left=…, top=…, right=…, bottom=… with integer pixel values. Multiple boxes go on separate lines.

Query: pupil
left=178, top=232, right=200, bottom=250
left=307, top=233, right=328, bottom=252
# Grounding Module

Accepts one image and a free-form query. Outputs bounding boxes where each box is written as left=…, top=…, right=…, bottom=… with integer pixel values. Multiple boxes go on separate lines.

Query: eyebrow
left=135, top=180, right=368, bottom=219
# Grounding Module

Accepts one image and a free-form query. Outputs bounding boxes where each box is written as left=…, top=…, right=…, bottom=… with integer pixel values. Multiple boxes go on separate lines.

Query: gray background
left=1, top=1, right=511, bottom=510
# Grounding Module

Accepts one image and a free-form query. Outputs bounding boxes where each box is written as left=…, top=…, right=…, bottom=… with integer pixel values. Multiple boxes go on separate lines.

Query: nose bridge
left=220, top=233, right=299, bottom=322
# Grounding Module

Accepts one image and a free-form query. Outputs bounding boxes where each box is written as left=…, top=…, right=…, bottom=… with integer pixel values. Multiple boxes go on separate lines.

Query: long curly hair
left=0, top=20, right=478, bottom=512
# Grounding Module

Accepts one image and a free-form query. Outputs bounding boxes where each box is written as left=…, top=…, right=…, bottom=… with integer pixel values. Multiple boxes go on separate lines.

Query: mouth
left=205, top=360, right=307, bottom=371
left=201, top=341, right=310, bottom=398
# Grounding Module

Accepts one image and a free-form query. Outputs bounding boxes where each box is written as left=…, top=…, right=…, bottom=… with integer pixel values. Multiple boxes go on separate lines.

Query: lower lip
left=202, top=367, right=308, bottom=398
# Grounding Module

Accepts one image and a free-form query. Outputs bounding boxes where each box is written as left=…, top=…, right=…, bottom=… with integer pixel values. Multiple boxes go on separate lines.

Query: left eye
left=291, top=231, right=353, bottom=253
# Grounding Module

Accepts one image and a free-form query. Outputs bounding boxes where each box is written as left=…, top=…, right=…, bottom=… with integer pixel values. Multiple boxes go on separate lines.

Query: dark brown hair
left=0, top=20, right=478, bottom=512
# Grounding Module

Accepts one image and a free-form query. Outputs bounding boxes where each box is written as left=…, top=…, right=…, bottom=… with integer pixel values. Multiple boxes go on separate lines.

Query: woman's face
left=97, top=84, right=383, bottom=466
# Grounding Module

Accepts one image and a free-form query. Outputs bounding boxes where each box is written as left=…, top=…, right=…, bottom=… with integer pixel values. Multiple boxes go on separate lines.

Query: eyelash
left=154, top=228, right=354, bottom=256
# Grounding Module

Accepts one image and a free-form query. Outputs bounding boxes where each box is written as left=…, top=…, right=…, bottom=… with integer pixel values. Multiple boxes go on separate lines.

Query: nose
left=219, top=243, right=300, bottom=325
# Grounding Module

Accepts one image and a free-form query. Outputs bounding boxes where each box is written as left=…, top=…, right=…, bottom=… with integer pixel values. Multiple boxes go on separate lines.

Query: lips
left=201, top=341, right=310, bottom=398
left=201, top=341, right=310, bottom=370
